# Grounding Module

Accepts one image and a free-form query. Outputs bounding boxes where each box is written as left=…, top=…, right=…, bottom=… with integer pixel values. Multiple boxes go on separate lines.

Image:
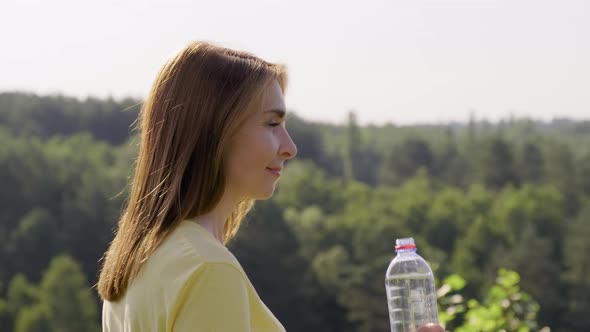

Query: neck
left=190, top=191, right=240, bottom=245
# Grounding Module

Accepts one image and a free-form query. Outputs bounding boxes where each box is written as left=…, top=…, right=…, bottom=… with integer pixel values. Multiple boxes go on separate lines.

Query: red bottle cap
left=395, top=244, right=417, bottom=250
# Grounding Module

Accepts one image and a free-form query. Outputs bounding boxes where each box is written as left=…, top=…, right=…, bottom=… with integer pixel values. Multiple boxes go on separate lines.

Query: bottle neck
left=395, top=248, right=417, bottom=255
left=395, top=243, right=417, bottom=255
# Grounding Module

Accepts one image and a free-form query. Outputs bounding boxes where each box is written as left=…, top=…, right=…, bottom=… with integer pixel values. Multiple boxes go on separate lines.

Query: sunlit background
left=1, top=1, right=589, bottom=331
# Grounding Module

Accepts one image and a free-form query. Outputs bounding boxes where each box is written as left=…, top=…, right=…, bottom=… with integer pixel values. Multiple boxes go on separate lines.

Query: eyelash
left=267, top=113, right=291, bottom=128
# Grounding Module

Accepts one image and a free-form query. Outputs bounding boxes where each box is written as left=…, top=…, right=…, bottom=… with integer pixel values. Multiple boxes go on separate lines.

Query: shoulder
left=172, top=261, right=249, bottom=313
left=177, top=261, right=248, bottom=299
left=160, top=219, right=243, bottom=268
left=169, top=261, right=252, bottom=330
left=128, top=220, right=246, bottom=300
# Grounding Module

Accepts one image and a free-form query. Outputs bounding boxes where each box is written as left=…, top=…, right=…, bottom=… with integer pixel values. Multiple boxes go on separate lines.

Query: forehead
left=260, top=80, right=286, bottom=112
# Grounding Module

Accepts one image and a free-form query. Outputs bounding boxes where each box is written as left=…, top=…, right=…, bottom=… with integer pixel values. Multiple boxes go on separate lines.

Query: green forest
left=1, top=92, right=589, bottom=332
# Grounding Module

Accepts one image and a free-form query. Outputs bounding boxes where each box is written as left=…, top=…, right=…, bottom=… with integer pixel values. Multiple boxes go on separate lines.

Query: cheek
left=228, top=131, right=277, bottom=174
left=248, top=132, right=278, bottom=167
left=246, top=129, right=278, bottom=154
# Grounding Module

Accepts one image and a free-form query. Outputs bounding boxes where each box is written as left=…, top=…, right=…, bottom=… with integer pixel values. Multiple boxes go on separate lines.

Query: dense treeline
left=0, top=92, right=140, bottom=145
left=0, top=92, right=589, bottom=331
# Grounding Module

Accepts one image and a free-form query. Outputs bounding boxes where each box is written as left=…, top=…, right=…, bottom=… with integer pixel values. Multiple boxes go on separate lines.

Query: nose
left=279, top=129, right=297, bottom=160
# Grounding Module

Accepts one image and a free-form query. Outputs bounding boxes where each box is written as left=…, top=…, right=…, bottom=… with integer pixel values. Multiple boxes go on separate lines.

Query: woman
left=97, top=41, right=446, bottom=332
left=97, top=41, right=296, bottom=331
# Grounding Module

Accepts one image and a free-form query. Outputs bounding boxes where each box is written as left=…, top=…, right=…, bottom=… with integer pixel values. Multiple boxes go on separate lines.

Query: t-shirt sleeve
left=171, top=262, right=251, bottom=332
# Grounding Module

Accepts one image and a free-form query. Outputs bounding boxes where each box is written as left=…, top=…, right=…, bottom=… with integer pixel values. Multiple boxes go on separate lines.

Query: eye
left=268, top=121, right=282, bottom=127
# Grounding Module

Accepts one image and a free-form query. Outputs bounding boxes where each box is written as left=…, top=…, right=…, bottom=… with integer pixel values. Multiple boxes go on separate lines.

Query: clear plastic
left=385, top=237, right=439, bottom=332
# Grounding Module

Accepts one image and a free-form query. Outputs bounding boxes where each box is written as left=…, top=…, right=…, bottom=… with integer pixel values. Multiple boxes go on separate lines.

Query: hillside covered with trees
left=1, top=92, right=589, bottom=331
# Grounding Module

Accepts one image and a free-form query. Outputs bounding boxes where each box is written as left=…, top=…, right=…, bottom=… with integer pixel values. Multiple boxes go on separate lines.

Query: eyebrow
left=265, top=109, right=286, bottom=119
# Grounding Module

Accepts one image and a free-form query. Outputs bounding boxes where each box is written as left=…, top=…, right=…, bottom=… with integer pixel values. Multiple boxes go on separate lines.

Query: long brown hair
left=97, top=41, right=288, bottom=301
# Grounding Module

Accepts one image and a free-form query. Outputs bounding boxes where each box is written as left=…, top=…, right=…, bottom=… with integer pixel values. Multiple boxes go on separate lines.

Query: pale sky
left=1, top=0, right=589, bottom=125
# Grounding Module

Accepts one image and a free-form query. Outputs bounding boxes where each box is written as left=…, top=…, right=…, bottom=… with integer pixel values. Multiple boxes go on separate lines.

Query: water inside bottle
left=385, top=272, right=438, bottom=332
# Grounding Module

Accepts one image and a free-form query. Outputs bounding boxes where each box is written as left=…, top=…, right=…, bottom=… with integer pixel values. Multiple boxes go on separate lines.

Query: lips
left=266, top=167, right=282, bottom=177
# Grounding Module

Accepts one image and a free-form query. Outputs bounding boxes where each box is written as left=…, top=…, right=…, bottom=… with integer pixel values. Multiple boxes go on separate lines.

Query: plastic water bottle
left=385, top=237, right=439, bottom=332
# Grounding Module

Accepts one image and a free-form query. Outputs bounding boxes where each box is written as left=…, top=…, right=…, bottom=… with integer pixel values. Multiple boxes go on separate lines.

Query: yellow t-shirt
left=102, top=219, right=286, bottom=332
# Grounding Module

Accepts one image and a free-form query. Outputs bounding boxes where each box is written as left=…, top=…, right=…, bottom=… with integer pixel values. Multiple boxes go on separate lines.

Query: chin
left=252, top=187, right=276, bottom=200
left=255, top=191, right=275, bottom=200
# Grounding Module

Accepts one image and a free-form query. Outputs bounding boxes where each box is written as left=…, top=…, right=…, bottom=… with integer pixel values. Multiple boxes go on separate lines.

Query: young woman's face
left=224, top=80, right=297, bottom=200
